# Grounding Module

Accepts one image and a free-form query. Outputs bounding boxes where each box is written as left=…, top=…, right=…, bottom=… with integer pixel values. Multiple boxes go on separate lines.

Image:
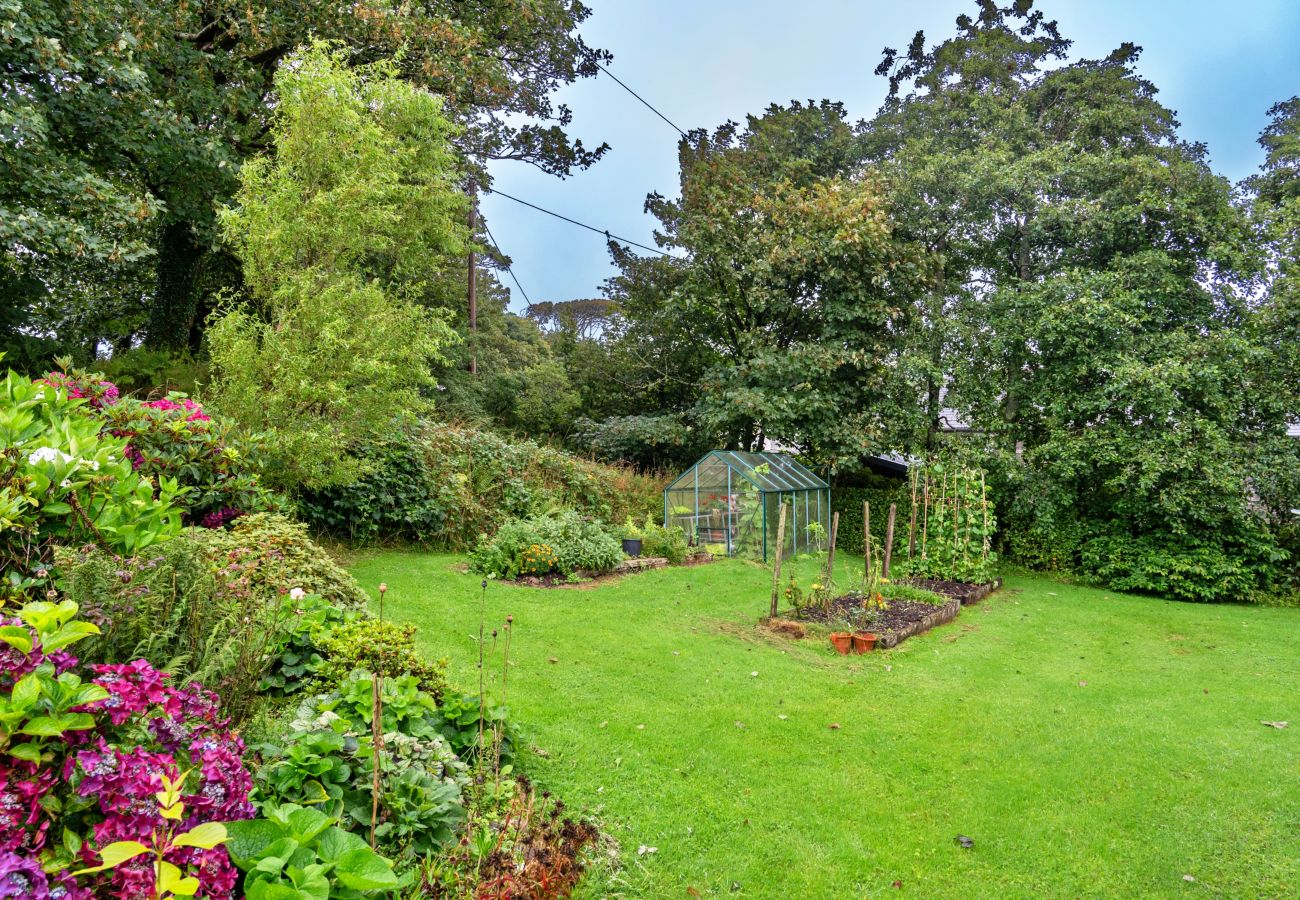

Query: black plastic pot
left=622, top=538, right=642, bottom=558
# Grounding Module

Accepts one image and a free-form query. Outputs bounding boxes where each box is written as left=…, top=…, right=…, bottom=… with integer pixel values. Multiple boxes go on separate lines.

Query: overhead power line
left=488, top=187, right=672, bottom=257
left=592, top=59, right=688, bottom=138
left=482, top=221, right=533, bottom=309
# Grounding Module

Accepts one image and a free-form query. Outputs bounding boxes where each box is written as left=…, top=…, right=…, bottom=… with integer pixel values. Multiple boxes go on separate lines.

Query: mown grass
left=350, top=551, right=1300, bottom=898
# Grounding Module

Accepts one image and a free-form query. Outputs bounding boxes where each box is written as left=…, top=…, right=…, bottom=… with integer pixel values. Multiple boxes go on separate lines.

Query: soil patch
left=899, top=577, right=1001, bottom=605
left=762, top=617, right=807, bottom=640
left=795, top=593, right=964, bottom=649
left=797, top=594, right=946, bottom=633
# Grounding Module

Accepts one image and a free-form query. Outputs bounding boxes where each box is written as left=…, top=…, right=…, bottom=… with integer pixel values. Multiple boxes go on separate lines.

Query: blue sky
left=481, top=0, right=1300, bottom=308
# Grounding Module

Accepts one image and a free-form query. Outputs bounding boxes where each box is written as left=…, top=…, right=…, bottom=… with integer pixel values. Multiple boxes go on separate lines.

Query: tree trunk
left=147, top=221, right=204, bottom=351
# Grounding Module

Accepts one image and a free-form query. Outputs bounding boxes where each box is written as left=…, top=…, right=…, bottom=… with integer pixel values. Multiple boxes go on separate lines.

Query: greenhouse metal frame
left=662, top=450, right=831, bottom=563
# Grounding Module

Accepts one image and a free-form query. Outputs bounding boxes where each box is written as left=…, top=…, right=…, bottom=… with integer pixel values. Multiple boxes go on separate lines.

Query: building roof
left=665, top=450, right=830, bottom=493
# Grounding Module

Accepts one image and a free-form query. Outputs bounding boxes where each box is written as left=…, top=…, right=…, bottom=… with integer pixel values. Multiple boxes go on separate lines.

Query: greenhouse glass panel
left=663, top=451, right=830, bottom=562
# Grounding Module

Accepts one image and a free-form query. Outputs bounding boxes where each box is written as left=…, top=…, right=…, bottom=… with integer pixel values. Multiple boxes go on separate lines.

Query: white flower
left=90, top=460, right=100, bottom=471
left=289, top=587, right=306, bottom=601
left=26, top=446, right=72, bottom=466
left=60, top=479, right=72, bottom=488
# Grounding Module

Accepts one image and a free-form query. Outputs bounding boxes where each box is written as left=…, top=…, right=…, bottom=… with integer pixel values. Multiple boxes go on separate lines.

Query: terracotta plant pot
left=829, top=632, right=853, bottom=655
left=851, top=631, right=878, bottom=654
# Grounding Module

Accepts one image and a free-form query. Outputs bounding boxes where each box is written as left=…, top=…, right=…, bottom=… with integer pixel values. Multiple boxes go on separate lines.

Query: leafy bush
left=637, top=516, right=688, bottom=564
left=42, top=364, right=280, bottom=530
left=57, top=515, right=369, bottom=720
left=0, top=600, right=254, bottom=898
left=296, top=428, right=445, bottom=543
left=470, top=510, right=623, bottom=579
left=225, top=801, right=400, bottom=898
left=991, top=447, right=1290, bottom=602
left=254, top=670, right=469, bottom=862
left=299, top=423, right=662, bottom=550
left=310, top=616, right=449, bottom=702
left=0, top=367, right=183, bottom=604
left=830, top=474, right=910, bottom=557
left=1079, top=531, right=1284, bottom=603
left=199, top=513, right=370, bottom=612
left=571, top=412, right=713, bottom=471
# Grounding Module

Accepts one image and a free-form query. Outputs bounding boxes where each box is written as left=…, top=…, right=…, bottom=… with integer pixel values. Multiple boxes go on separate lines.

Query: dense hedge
left=300, top=423, right=662, bottom=549
left=830, top=473, right=910, bottom=558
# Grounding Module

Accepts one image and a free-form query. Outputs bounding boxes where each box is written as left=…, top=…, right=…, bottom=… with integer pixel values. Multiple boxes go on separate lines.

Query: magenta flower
left=0, top=850, right=49, bottom=898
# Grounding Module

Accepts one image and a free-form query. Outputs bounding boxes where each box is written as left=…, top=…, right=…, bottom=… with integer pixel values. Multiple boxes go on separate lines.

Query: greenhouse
left=663, top=450, right=831, bottom=562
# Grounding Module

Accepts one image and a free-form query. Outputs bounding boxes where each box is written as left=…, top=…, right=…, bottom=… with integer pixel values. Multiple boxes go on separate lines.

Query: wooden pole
left=370, top=673, right=383, bottom=848
left=825, top=511, right=840, bottom=585
left=921, top=477, right=930, bottom=561
left=863, top=500, right=872, bottom=581
left=467, top=182, right=478, bottom=375
left=907, top=467, right=919, bottom=560
left=883, top=504, right=897, bottom=579
left=981, top=471, right=989, bottom=562
left=769, top=502, right=787, bottom=619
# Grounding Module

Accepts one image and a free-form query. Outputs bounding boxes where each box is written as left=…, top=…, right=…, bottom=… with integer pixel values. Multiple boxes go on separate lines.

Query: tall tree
left=607, top=102, right=927, bottom=468
left=2, top=0, right=610, bottom=355
left=207, top=44, right=465, bottom=491
left=1247, top=98, right=1300, bottom=571
left=866, top=1, right=1285, bottom=599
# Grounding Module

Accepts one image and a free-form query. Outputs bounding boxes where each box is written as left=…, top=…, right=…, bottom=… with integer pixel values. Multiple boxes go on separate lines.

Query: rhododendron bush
left=0, top=367, right=182, bottom=604
left=0, top=601, right=253, bottom=898
left=41, top=365, right=278, bottom=530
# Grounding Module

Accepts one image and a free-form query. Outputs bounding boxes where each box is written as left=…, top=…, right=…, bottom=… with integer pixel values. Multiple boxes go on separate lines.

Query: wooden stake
left=921, top=477, right=930, bottom=561
left=769, top=502, right=787, bottom=619
left=981, top=471, right=989, bottom=562
left=826, top=511, right=840, bottom=584
left=863, top=500, right=872, bottom=580
left=883, top=504, right=897, bottom=579
left=370, top=673, right=383, bottom=848
left=467, top=182, right=478, bottom=375
left=907, top=468, right=919, bottom=560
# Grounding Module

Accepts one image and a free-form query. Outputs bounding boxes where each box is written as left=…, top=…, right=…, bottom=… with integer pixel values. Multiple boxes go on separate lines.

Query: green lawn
left=349, top=551, right=1300, bottom=898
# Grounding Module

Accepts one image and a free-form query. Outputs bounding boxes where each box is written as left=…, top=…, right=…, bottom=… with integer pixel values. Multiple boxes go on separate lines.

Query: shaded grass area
left=349, top=552, right=1300, bottom=898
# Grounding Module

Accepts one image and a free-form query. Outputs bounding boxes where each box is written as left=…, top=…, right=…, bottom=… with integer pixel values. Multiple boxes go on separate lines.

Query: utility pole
left=467, top=182, right=478, bottom=375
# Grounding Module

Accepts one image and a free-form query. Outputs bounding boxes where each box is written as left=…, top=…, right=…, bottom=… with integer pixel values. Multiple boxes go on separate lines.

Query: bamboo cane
left=825, top=511, right=840, bottom=589
left=883, top=504, right=897, bottom=579
left=863, top=500, right=872, bottom=581
left=921, top=476, right=930, bottom=561
left=769, top=502, right=788, bottom=619
left=907, top=467, right=919, bottom=560
left=981, top=471, right=989, bottom=562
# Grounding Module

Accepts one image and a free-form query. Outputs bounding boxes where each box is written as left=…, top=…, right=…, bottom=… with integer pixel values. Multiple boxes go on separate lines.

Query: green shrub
left=1, top=366, right=183, bottom=604
left=36, top=362, right=280, bottom=529
left=312, top=615, right=449, bottom=702
left=470, top=510, right=623, bottom=579
left=254, top=670, right=469, bottom=861
left=1079, top=531, right=1284, bottom=603
left=638, top=515, right=688, bottom=564
left=198, top=513, right=371, bottom=612
left=297, top=427, right=444, bottom=543
left=226, top=801, right=401, bottom=897
left=57, top=514, right=369, bottom=719
left=300, top=423, right=662, bottom=550
left=830, top=474, right=910, bottom=557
